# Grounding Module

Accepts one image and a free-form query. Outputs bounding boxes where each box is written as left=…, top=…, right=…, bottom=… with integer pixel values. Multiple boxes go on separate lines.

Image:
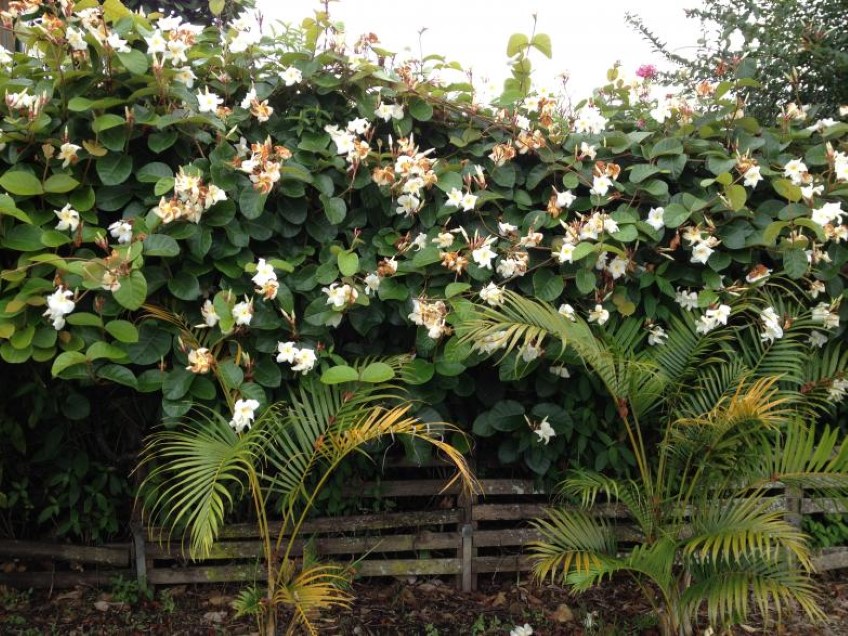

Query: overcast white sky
left=256, top=0, right=703, bottom=100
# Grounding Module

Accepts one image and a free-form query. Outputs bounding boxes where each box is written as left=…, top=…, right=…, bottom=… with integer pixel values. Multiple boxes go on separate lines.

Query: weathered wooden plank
left=473, top=555, right=534, bottom=574
left=474, top=528, right=543, bottom=547
left=0, top=540, right=130, bottom=567
left=813, top=547, right=848, bottom=571
left=801, top=497, right=848, bottom=515
left=0, top=569, right=133, bottom=588
left=147, top=532, right=459, bottom=560
left=189, top=509, right=464, bottom=540
left=472, top=503, right=548, bottom=522
left=149, top=564, right=261, bottom=585
left=341, top=480, right=461, bottom=498
left=479, top=480, right=546, bottom=496
left=356, top=558, right=461, bottom=577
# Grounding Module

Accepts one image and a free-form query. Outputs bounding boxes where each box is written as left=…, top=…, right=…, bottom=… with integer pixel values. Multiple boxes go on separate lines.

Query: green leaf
left=506, top=33, right=529, bottom=57
left=321, top=195, right=346, bottom=225
left=359, top=362, right=395, bottom=383
left=762, top=221, right=789, bottom=246
left=402, top=359, right=434, bottom=385
left=532, top=269, right=564, bottom=302
left=92, top=114, right=125, bottom=133
left=167, top=271, right=201, bottom=300
left=649, top=138, right=683, bottom=159
left=51, top=351, right=88, bottom=377
left=143, top=234, right=181, bottom=257
left=772, top=178, right=802, bottom=202
left=0, top=194, right=30, bottom=222
left=320, top=365, right=359, bottom=384
left=97, top=364, right=137, bottom=388
left=782, top=247, right=808, bottom=279
left=137, top=162, right=173, bottom=183
left=117, top=49, right=149, bottom=75
left=209, top=0, right=225, bottom=15
left=86, top=341, right=128, bottom=362
left=43, top=174, right=79, bottom=194
left=66, top=312, right=103, bottom=327
left=575, top=269, right=596, bottom=295
left=162, top=368, right=194, bottom=401
left=96, top=154, right=133, bottom=186
left=112, top=270, right=148, bottom=310
left=408, top=98, right=434, bottom=122
left=337, top=250, right=359, bottom=277
left=629, top=164, right=663, bottom=184
left=663, top=203, right=690, bottom=228
left=0, top=171, right=44, bottom=196
left=104, top=320, right=139, bottom=343
left=148, top=130, right=178, bottom=153
left=488, top=400, right=525, bottom=432
left=530, top=33, right=552, bottom=58
left=724, top=184, right=747, bottom=211
left=155, top=177, right=175, bottom=196
left=445, top=282, right=471, bottom=298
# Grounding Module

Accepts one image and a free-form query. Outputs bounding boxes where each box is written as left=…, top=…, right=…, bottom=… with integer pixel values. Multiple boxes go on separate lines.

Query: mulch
left=1, top=572, right=847, bottom=634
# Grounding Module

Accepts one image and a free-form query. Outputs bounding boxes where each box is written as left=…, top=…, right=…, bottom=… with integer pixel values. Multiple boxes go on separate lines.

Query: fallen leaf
left=489, top=591, right=507, bottom=607
left=55, top=589, right=84, bottom=601
left=203, top=610, right=227, bottom=624
left=207, top=594, right=233, bottom=607
left=93, top=600, right=111, bottom=612
left=551, top=603, right=574, bottom=623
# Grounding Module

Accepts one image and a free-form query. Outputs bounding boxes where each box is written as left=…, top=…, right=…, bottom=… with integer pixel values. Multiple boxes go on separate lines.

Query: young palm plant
left=457, top=288, right=848, bottom=636
left=139, top=357, right=475, bottom=636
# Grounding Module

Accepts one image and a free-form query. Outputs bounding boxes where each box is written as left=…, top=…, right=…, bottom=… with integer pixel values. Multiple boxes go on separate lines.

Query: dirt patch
left=1, top=572, right=846, bottom=634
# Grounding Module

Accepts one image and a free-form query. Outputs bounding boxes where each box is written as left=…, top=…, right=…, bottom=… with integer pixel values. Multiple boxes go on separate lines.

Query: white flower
left=743, top=165, right=763, bottom=188
left=173, top=66, right=196, bottom=88
left=572, top=105, right=607, bottom=134
left=105, top=32, right=130, bottom=53
left=346, top=117, right=370, bottom=134
left=602, top=216, right=619, bottom=234
left=811, top=201, right=844, bottom=227
left=144, top=29, right=167, bottom=54
left=251, top=258, right=276, bottom=287
left=579, top=142, right=597, bottom=160
left=532, top=418, right=555, bottom=445
left=675, top=289, right=699, bottom=311
left=707, top=304, right=731, bottom=326
left=555, top=189, right=576, bottom=209
left=291, top=347, right=317, bottom=374
left=229, top=398, right=259, bottom=433
left=433, top=232, right=455, bottom=249
left=364, top=272, right=381, bottom=295
left=554, top=242, right=576, bottom=264
left=828, top=378, right=848, bottom=403
left=375, top=101, right=404, bottom=121
left=66, top=26, right=88, bottom=51
left=240, top=86, right=257, bottom=110
left=801, top=183, right=824, bottom=200
left=809, top=280, right=826, bottom=299
left=812, top=302, right=839, bottom=330
left=108, top=220, right=133, bottom=244
left=646, top=207, right=665, bottom=231
left=519, top=341, right=543, bottom=363
left=200, top=299, right=220, bottom=327
left=479, top=282, right=505, bottom=307
left=323, top=282, right=358, bottom=309
left=590, top=174, right=613, bottom=197
left=281, top=66, right=302, bottom=86
left=588, top=304, right=609, bottom=326
left=650, top=99, right=673, bottom=123
left=647, top=324, right=668, bottom=346
left=461, top=192, right=478, bottom=212
left=54, top=203, right=80, bottom=232
left=783, top=158, right=808, bottom=186
left=410, top=232, right=428, bottom=250
left=606, top=255, right=628, bottom=280
left=549, top=365, right=571, bottom=378
left=510, top=623, right=534, bottom=636
left=690, top=241, right=714, bottom=265
left=57, top=142, right=81, bottom=168
left=745, top=266, right=771, bottom=284
left=759, top=306, right=784, bottom=343
left=276, top=341, right=298, bottom=364
left=472, top=243, right=497, bottom=270
left=43, top=286, right=75, bottom=330
left=232, top=298, right=253, bottom=326
left=445, top=188, right=463, bottom=208
left=558, top=303, right=577, bottom=321
left=396, top=194, right=421, bottom=216
left=498, top=221, right=517, bottom=235
left=196, top=87, right=223, bottom=113
left=229, top=28, right=261, bottom=54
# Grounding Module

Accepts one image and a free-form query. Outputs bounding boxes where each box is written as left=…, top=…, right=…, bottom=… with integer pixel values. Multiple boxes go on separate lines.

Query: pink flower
left=636, top=64, right=658, bottom=79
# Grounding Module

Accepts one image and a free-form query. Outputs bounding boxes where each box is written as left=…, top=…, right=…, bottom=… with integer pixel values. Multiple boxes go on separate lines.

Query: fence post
left=461, top=524, right=473, bottom=592
left=130, top=522, right=149, bottom=589
left=784, top=485, right=803, bottom=529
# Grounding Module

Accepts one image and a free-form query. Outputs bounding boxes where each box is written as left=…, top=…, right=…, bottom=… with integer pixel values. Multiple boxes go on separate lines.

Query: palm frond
left=558, top=470, right=655, bottom=538
left=681, top=558, right=825, bottom=628
left=272, top=561, right=354, bottom=636
left=139, top=408, right=265, bottom=559
left=684, top=497, right=812, bottom=570
left=529, top=508, right=618, bottom=584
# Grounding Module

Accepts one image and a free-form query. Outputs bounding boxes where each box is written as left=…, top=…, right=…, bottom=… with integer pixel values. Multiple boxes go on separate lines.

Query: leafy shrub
left=0, top=0, right=846, bottom=494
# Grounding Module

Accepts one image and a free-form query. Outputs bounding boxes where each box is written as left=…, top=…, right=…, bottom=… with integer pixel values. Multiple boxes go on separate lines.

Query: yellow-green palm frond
left=681, top=558, right=825, bottom=629
left=530, top=508, right=618, bottom=584
left=674, top=376, right=790, bottom=433
left=684, top=497, right=812, bottom=570
left=273, top=561, right=354, bottom=636
left=753, top=421, right=848, bottom=495
left=139, top=408, right=265, bottom=559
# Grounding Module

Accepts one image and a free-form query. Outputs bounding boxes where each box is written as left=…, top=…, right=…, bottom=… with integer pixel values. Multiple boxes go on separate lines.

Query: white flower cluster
left=471, top=330, right=510, bottom=355
left=409, top=298, right=449, bottom=339
left=759, top=306, right=784, bottom=343
left=696, top=304, right=731, bottom=335
left=153, top=167, right=227, bottom=224
left=235, top=136, right=292, bottom=195
left=532, top=417, right=555, bottom=445
left=251, top=258, right=278, bottom=300
left=479, top=282, right=505, bottom=307
left=682, top=226, right=720, bottom=265
left=108, top=220, right=133, bottom=245
left=144, top=14, right=204, bottom=87
left=43, top=286, right=75, bottom=330
left=811, top=302, right=840, bottom=330
left=54, top=203, right=80, bottom=232
left=240, top=85, right=274, bottom=123
left=227, top=10, right=262, bottom=53
left=4, top=87, right=48, bottom=119
left=325, top=118, right=372, bottom=166
left=647, top=324, right=668, bottom=346
left=276, top=341, right=317, bottom=375
left=229, top=398, right=259, bottom=433
left=829, top=378, right=848, bottom=403
left=372, top=136, right=439, bottom=217
left=323, top=282, right=358, bottom=309
left=572, top=105, right=608, bottom=135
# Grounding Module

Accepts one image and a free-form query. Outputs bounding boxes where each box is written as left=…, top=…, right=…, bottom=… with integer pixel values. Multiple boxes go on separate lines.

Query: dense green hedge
left=0, top=1, right=847, bottom=535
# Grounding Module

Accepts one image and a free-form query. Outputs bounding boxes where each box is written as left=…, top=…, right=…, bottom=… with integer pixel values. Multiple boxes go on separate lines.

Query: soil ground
left=1, top=572, right=847, bottom=635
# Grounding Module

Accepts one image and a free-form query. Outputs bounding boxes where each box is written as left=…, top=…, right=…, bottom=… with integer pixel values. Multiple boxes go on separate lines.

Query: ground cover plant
left=0, top=0, right=847, bottom=631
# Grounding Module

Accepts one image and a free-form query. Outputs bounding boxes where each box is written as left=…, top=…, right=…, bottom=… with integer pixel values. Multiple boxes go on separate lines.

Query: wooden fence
left=1, top=478, right=847, bottom=590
